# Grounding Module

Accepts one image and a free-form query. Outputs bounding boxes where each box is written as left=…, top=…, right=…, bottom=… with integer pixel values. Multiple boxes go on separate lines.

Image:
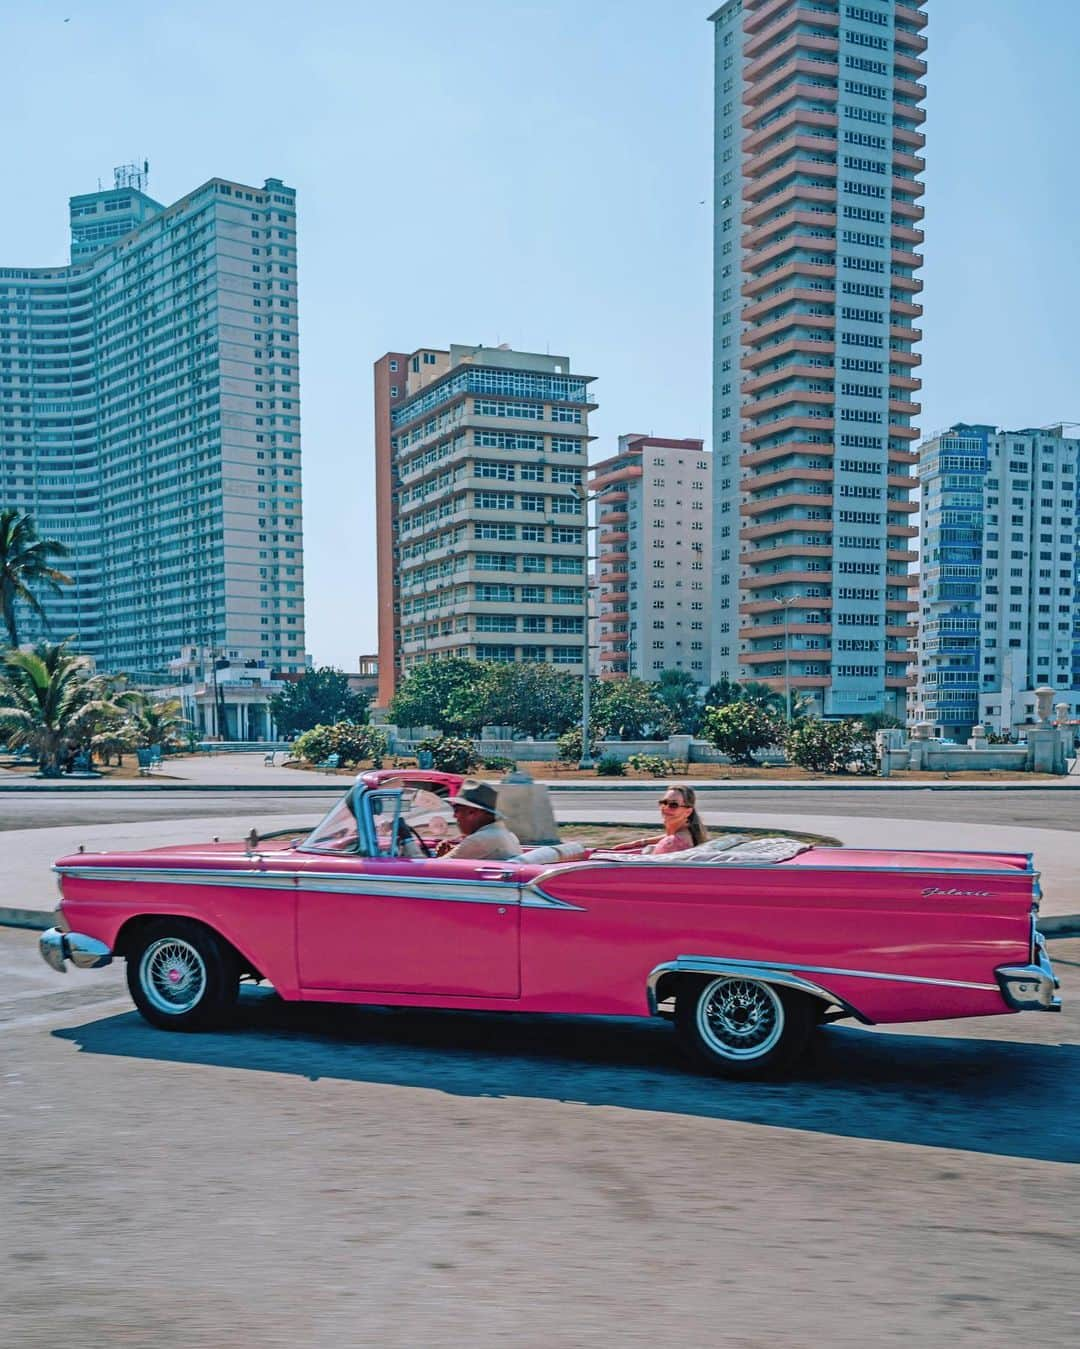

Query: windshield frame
left=295, top=782, right=373, bottom=856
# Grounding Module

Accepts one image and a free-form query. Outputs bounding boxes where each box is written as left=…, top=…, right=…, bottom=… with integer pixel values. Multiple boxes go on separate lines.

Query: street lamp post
left=779, top=594, right=800, bottom=723
left=571, top=483, right=599, bottom=769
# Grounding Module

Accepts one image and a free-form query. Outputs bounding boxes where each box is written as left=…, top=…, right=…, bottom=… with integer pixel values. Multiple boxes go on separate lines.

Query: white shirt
left=442, top=820, right=522, bottom=861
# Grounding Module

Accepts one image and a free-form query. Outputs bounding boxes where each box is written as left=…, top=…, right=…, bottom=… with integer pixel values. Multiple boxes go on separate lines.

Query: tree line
left=386, top=658, right=808, bottom=741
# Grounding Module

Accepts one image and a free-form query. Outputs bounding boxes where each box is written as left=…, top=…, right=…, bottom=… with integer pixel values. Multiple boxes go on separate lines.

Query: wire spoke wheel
left=696, top=977, right=784, bottom=1059
left=676, top=973, right=815, bottom=1077
left=139, top=938, right=208, bottom=1015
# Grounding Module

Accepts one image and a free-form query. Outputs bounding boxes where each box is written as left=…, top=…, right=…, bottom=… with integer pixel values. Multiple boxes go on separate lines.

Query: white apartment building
left=0, top=168, right=306, bottom=679
left=590, top=435, right=713, bottom=682
left=913, top=423, right=1080, bottom=737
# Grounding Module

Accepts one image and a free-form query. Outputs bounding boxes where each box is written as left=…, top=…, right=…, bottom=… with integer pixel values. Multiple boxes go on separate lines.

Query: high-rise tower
left=710, top=0, right=926, bottom=718
left=0, top=172, right=305, bottom=677
left=913, top=423, right=1080, bottom=738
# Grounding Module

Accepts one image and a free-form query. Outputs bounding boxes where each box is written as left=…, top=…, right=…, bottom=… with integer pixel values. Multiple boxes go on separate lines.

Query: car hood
left=54, top=838, right=302, bottom=870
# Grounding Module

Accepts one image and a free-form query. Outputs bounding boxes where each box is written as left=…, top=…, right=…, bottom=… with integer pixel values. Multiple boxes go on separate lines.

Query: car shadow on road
left=53, top=990, right=1079, bottom=1164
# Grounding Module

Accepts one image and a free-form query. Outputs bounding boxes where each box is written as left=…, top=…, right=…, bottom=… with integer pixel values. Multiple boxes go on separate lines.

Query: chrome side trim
left=646, top=958, right=861, bottom=1019
left=53, top=864, right=519, bottom=907
left=518, top=857, right=1041, bottom=882
left=645, top=954, right=1001, bottom=1016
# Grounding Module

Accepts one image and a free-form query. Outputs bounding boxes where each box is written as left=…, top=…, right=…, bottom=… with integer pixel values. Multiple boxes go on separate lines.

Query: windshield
left=298, top=791, right=360, bottom=854
left=297, top=785, right=461, bottom=857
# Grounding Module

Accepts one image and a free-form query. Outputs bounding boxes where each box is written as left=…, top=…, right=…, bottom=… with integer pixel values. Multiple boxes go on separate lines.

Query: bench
left=136, top=747, right=164, bottom=776
left=316, top=752, right=341, bottom=772
left=263, top=751, right=276, bottom=767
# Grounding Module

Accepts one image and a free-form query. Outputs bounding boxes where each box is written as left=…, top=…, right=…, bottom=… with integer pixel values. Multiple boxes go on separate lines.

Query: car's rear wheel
left=674, top=975, right=816, bottom=1077
left=126, top=918, right=239, bottom=1031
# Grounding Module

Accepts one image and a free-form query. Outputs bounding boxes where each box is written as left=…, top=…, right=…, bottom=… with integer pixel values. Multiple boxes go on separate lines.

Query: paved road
left=2, top=923, right=1077, bottom=1348
left=3, top=785, right=1080, bottom=832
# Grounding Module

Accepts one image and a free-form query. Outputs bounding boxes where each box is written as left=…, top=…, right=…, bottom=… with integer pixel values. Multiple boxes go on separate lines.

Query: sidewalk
left=2, top=751, right=1079, bottom=792
left=2, top=804, right=1077, bottom=937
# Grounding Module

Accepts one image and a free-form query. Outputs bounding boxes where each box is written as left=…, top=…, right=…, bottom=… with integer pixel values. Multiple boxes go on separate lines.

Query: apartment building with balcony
left=912, top=423, right=1080, bottom=738
left=0, top=168, right=306, bottom=678
left=589, top=435, right=712, bottom=681
left=710, top=0, right=926, bottom=718
left=374, top=344, right=593, bottom=706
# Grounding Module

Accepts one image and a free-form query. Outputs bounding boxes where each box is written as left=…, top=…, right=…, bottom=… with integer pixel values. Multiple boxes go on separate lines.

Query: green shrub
left=294, top=722, right=388, bottom=768
left=480, top=754, right=515, bottom=771
left=627, top=752, right=674, bottom=777
left=416, top=735, right=481, bottom=775
left=784, top=719, right=876, bottom=775
left=595, top=754, right=626, bottom=776
left=701, top=702, right=780, bottom=765
left=555, top=727, right=599, bottom=764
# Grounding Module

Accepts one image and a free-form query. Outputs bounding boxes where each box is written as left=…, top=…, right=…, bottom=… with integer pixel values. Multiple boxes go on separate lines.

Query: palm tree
left=0, top=509, right=73, bottom=650
left=739, top=680, right=788, bottom=718
left=0, top=641, right=121, bottom=776
left=119, top=690, right=190, bottom=750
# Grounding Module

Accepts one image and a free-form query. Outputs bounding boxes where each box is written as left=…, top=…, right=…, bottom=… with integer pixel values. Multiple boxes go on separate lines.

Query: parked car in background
left=39, top=779, right=1060, bottom=1077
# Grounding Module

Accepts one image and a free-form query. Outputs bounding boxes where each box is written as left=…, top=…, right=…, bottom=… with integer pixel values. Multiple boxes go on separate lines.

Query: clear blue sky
left=5, top=0, right=1079, bottom=668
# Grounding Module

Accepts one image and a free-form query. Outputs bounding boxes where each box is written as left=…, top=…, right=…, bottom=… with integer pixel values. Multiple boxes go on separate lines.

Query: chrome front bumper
left=39, top=927, right=113, bottom=974
left=995, top=932, right=1061, bottom=1012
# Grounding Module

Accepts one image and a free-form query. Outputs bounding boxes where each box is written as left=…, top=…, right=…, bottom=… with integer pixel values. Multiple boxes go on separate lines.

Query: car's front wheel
left=674, top=975, right=816, bottom=1077
left=126, top=918, right=239, bottom=1031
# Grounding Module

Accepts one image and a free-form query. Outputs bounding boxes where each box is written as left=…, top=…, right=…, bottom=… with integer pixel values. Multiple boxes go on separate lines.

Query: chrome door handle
left=478, top=867, right=513, bottom=881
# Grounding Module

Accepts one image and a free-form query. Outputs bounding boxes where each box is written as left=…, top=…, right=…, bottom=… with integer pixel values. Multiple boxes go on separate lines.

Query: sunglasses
left=658, top=798, right=686, bottom=808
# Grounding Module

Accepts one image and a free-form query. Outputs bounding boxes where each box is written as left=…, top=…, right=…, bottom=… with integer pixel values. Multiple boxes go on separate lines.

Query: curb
left=0, top=781, right=344, bottom=793
left=1, top=907, right=55, bottom=930
left=1, top=778, right=1079, bottom=794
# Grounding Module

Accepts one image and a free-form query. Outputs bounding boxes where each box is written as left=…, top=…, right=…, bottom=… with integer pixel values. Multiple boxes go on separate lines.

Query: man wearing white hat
left=435, top=782, right=523, bottom=860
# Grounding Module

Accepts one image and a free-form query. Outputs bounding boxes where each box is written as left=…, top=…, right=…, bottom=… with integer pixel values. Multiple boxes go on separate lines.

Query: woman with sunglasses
left=648, top=785, right=708, bottom=854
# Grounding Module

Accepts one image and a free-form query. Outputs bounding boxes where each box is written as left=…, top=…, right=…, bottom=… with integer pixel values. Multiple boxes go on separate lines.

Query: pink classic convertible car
left=39, top=778, right=1060, bottom=1076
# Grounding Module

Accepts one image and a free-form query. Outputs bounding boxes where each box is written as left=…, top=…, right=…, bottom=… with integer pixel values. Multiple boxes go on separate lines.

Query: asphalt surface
left=2, top=922, right=1077, bottom=1348
left=2, top=785, right=1080, bottom=831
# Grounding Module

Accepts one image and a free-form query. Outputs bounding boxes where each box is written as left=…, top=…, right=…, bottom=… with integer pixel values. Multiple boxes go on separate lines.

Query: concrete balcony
left=742, top=181, right=836, bottom=228
left=741, top=491, right=833, bottom=517
left=742, top=364, right=836, bottom=397
left=741, top=386, right=834, bottom=421
left=743, top=540, right=833, bottom=564
left=743, top=157, right=837, bottom=205
left=741, top=517, right=833, bottom=543
left=744, top=30, right=837, bottom=85
left=741, top=337, right=835, bottom=374
left=740, top=438, right=837, bottom=469
left=744, top=131, right=838, bottom=182
left=742, top=412, right=836, bottom=445
left=744, top=207, right=837, bottom=253
left=744, top=109, right=837, bottom=158
left=741, top=568, right=834, bottom=590
left=744, top=61, right=839, bottom=119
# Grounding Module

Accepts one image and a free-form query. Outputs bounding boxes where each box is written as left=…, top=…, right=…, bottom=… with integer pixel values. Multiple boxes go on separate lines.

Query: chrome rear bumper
left=39, top=927, right=113, bottom=974
left=995, top=932, right=1061, bottom=1012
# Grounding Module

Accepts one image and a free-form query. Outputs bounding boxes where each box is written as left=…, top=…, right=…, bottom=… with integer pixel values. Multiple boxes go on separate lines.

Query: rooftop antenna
left=114, top=160, right=150, bottom=193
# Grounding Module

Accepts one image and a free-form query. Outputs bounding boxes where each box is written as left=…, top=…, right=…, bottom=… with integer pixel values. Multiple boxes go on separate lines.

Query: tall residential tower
left=374, top=344, right=593, bottom=707
left=0, top=169, right=306, bottom=678
left=710, top=0, right=926, bottom=718
left=589, top=435, right=713, bottom=681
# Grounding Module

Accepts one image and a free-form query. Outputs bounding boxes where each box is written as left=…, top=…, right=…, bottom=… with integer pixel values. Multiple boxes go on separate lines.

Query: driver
left=435, top=782, right=522, bottom=860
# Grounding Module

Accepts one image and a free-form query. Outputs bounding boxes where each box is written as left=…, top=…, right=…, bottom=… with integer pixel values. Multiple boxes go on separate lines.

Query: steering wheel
left=397, top=821, right=433, bottom=858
